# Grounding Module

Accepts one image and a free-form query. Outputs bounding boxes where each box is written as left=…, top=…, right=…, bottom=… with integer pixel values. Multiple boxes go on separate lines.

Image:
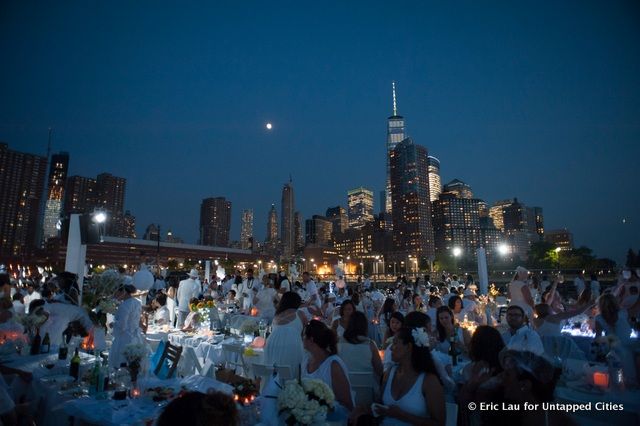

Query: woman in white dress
left=331, top=299, right=355, bottom=338
left=435, top=306, right=470, bottom=356
left=302, top=320, right=354, bottom=413
left=109, top=284, right=145, bottom=369
left=264, top=292, right=308, bottom=376
left=338, top=311, right=383, bottom=378
left=508, top=267, right=535, bottom=319
left=254, top=275, right=277, bottom=322
left=375, top=326, right=445, bottom=425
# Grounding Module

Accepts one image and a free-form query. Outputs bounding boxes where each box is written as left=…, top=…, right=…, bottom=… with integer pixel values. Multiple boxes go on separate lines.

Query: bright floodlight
left=93, top=211, right=107, bottom=223
left=555, top=247, right=562, bottom=253
left=452, top=247, right=462, bottom=257
left=498, top=243, right=509, bottom=256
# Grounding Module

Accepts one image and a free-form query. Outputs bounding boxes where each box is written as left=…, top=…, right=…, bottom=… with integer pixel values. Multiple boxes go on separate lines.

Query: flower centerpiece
left=123, top=343, right=148, bottom=383
left=83, top=270, right=123, bottom=330
left=240, top=319, right=259, bottom=336
left=278, top=378, right=335, bottom=425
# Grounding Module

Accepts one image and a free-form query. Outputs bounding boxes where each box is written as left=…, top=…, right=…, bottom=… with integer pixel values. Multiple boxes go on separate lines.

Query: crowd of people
left=0, top=263, right=639, bottom=425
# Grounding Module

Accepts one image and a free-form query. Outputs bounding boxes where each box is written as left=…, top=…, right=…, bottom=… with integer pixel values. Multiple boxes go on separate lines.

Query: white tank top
left=382, top=366, right=428, bottom=425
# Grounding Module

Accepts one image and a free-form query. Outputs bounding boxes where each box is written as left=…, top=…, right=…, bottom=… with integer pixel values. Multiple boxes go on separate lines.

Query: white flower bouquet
left=123, top=343, right=148, bottom=365
left=278, top=379, right=334, bottom=425
left=97, top=298, right=118, bottom=314
left=240, top=320, right=259, bottom=335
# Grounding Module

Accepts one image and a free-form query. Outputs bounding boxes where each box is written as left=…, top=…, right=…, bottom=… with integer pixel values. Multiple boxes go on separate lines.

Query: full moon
left=266, top=123, right=273, bottom=130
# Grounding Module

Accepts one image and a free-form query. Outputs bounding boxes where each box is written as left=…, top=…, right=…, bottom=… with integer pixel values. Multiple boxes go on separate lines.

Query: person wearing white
left=254, top=275, right=278, bottom=321
left=363, top=275, right=372, bottom=290
left=176, top=269, right=201, bottom=327
left=152, top=293, right=171, bottom=326
left=264, top=292, right=308, bottom=378
left=500, top=305, right=544, bottom=356
left=277, top=271, right=291, bottom=295
left=28, top=300, right=93, bottom=348
left=11, top=295, right=25, bottom=316
left=301, top=272, right=321, bottom=315
left=508, top=266, right=535, bottom=319
left=23, top=284, right=41, bottom=314
left=236, top=268, right=261, bottom=311
left=109, top=284, right=145, bottom=369
left=335, top=276, right=346, bottom=291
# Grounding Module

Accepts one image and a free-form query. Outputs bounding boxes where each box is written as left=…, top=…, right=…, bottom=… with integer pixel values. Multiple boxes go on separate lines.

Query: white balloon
left=133, top=269, right=154, bottom=290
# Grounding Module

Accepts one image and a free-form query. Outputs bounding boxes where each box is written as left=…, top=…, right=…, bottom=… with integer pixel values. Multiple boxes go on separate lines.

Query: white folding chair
left=251, top=363, right=293, bottom=391
left=179, top=346, right=203, bottom=377
left=446, top=402, right=458, bottom=426
left=348, top=371, right=374, bottom=406
left=222, top=343, right=249, bottom=376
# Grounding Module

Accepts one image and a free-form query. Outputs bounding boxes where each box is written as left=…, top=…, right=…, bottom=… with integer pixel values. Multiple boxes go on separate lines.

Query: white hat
left=516, top=266, right=528, bottom=274
left=188, top=269, right=199, bottom=279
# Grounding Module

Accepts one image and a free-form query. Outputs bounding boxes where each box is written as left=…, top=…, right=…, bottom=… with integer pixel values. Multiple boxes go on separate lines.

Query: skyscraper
left=199, top=197, right=231, bottom=247
left=326, top=206, right=348, bottom=237
left=386, top=82, right=406, bottom=214
left=389, top=138, right=435, bottom=258
left=305, top=215, right=332, bottom=246
left=281, top=181, right=295, bottom=258
left=240, top=209, right=254, bottom=250
left=64, top=175, right=97, bottom=215
left=294, top=211, right=304, bottom=251
left=348, top=187, right=374, bottom=229
left=0, top=143, right=48, bottom=260
left=488, top=199, right=513, bottom=231
left=42, top=152, right=69, bottom=241
left=266, top=204, right=278, bottom=243
left=432, top=192, right=481, bottom=256
left=442, top=179, right=474, bottom=199
left=427, top=156, right=442, bottom=203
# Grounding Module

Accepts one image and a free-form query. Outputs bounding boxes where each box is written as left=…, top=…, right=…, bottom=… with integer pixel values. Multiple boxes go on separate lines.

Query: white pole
left=205, top=260, right=211, bottom=284
left=477, top=247, right=489, bottom=296
left=65, top=214, right=86, bottom=305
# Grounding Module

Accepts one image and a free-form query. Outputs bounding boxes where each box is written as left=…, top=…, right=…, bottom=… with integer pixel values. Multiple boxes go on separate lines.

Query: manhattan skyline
left=1, top=1, right=639, bottom=262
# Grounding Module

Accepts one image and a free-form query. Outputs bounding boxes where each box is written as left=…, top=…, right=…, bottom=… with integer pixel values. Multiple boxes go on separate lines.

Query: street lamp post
left=555, top=247, right=562, bottom=272
left=452, top=247, right=462, bottom=273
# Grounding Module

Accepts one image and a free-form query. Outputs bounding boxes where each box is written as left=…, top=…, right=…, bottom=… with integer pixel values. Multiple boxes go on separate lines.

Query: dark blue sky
left=2, top=1, right=639, bottom=262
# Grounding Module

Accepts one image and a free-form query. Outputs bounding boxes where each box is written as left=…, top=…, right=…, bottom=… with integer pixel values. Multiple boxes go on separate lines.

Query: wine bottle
left=58, top=334, right=68, bottom=360
left=41, top=332, right=51, bottom=354
left=30, top=328, right=42, bottom=355
left=448, top=335, right=458, bottom=366
left=70, top=348, right=81, bottom=380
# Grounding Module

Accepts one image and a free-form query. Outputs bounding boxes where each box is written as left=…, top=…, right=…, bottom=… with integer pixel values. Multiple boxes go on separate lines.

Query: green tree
left=527, top=241, right=557, bottom=269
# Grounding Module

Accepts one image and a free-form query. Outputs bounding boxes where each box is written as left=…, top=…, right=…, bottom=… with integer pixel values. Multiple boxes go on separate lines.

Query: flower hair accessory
left=411, top=327, right=430, bottom=348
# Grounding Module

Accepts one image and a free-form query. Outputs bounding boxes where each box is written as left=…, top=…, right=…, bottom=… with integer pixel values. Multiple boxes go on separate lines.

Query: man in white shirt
left=236, top=268, right=261, bottom=310
left=501, top=305, right=544, bottom=356
left=23, top=282, right=41, bottom=314
left=176, top=269, right=201, bottom=327
left=335, top=275, right=346, bottom=291
left=301, top=272, right=321, bottom=315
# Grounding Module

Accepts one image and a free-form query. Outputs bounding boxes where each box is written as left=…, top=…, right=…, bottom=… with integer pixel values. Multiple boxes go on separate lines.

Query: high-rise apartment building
left=442, top=179, right=473, bottom=199
left=199, top=197, right=231, bottom=247
left=325, top=206, right=348, bottom=238
left=488, top=199, right=513, bottom=231
left=386, top=82, right=406, bottom=214
left=42, top=152, right=69, bottom=241
left=348, top=187, right=374, bottom=229
left=96, top=173, right=126, bottom=215
left=389, top=138, right=435, bottom=258
left=240, top=209, right=254, bottom=250
left=64, top=176, right=97, bottom=215
left=305, top=215, right=332, bottom=246
left=427, top=156, right=442, bottom=203
left=281, top=181, right=295, bottom=258
left=0, top=143, right=48, bottom=260
left=545, top=228, right=573, bottom=251
left=432, top=192, right=481, bottom=256
left=143, top=224, right=160, bottom=241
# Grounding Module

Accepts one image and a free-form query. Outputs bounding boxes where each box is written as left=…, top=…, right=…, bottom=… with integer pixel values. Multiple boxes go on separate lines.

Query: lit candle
left=593, top=372, right=609, bottom=388
left=378, top=350, right=385, bottom=361
left=131, top=387, right=141, bottom=398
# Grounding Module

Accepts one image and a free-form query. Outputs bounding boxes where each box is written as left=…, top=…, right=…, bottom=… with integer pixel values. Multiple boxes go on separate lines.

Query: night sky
left=1, top=1, right=639, bottom=262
